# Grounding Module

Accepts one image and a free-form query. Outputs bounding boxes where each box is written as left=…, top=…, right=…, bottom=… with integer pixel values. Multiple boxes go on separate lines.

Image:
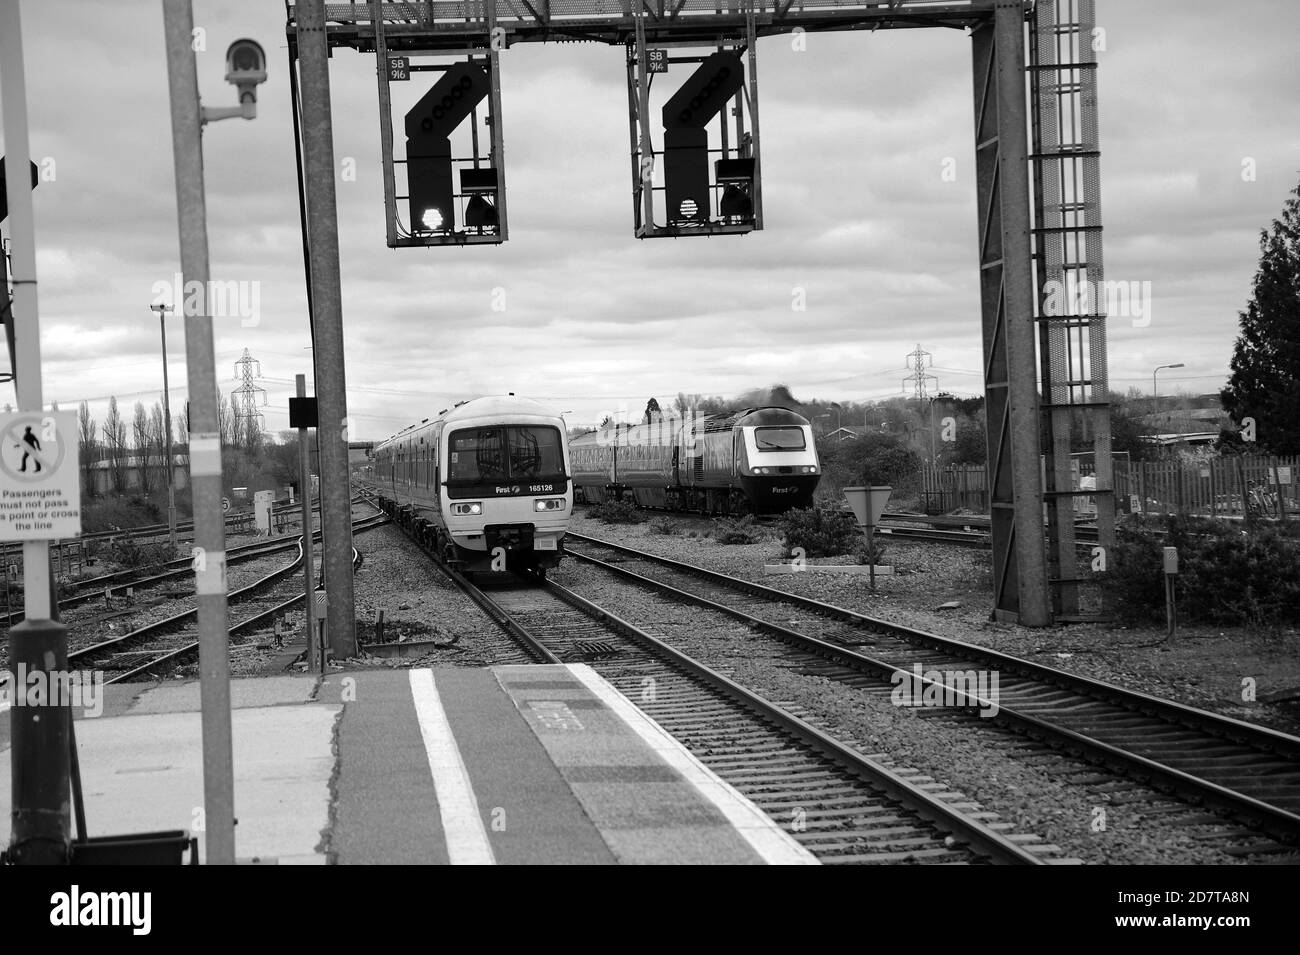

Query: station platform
left=0, top=665, right=815, bottom=865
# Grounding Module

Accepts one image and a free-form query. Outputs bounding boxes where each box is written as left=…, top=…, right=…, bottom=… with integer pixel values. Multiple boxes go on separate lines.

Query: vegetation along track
left=54, top=514, right=387, bottom=684
left=564, top=531, right=1300, bottom=847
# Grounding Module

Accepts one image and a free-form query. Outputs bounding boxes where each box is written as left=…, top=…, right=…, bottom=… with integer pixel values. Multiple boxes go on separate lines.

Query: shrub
left=1106, top=517, right=1300, bottom=627
left=712, top=514, right=761, bottom=545
left=106, top=536, right=173, bottom=573
left=590, top=499, right=646, bottom=524
left=851, top=535, right=889, bottom=566
left=779, top=506, right=860, bottom=558
left=648, top=516, right=677, bottom=535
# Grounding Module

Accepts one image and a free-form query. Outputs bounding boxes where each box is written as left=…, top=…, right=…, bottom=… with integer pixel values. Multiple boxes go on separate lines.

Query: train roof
left=375, top=395, right=563, bottom=450
left=569, top=406, right=811, bottom=446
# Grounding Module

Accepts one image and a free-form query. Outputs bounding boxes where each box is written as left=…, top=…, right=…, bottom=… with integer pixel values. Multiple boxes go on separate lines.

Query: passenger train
left=371, top=395, right=572, bottom=576
left=569, top=406, right=820, bottom=515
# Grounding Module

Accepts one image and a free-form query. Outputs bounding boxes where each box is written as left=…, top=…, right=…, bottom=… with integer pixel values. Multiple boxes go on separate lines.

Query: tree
left=672, top=392, right=700, bottom=418
left=1220, top=179, right=1300, bottom=454
left=148, top=402, right=169, bottom=492
left=1107, top=390, right=1157, bottom=461
left=103, top=397, right=128, bottom=493
left=78, top=401, right=98, bottom=498
left=132, top=401, right=152, bottom=493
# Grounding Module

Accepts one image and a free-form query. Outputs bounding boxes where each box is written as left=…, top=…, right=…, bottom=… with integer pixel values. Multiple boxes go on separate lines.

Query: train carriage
left=372, top=395, right=571, bottom=576
left=570, top=406, right=820, bottom=515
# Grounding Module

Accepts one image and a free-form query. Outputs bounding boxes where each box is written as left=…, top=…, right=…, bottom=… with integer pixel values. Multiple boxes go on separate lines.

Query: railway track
left=473, top=576, right=1071, bottom=864
left=375, top=502, right=1068, bottom=863
left=563, top=531, right=1300, bottom=847
left=2, top=534, right=319, bottom=629
left=33, top=514, right=388, bottom=684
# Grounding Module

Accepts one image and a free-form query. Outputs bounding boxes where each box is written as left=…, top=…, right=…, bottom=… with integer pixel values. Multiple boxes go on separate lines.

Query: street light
left=151, top=302, right=178, bottom=550
left=1152, top=363, right=1184, bottom=406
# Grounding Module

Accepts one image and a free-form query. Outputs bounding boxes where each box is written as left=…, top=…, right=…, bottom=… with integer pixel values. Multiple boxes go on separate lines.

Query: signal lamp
left=719, top=184, right=752, bottom=219
left=422, top=208, right=446, bottom=231
left=464, top=195, right=498, bottom=228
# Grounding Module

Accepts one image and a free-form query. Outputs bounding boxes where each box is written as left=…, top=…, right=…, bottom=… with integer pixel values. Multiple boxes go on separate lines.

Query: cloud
left=2, top=0, right=1297, bottom=437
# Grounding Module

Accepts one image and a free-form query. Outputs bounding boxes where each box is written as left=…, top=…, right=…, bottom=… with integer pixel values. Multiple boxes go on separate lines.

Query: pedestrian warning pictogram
left=0, top=411, right=81, bottom=540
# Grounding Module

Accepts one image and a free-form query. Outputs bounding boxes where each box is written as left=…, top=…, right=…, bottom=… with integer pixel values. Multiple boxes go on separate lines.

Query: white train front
left=371, top=396, right=572, bottom=576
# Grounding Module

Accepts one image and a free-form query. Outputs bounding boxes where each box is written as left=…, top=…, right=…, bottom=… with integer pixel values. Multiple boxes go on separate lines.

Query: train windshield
left=753, top=426, right=806, bottom=451
left=447, top=426, right=566, bottom=483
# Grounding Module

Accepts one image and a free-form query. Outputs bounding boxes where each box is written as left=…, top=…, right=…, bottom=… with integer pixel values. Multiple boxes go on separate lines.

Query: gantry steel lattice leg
left=972, top=1, right=1050, bottom=626
left=1030, top=0, right=1114, bottom=620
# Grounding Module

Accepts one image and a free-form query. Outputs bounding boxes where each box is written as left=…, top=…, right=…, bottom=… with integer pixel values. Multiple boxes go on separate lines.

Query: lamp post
left=1152, top=363, right=1184, bottom=406
left=151, top=302, right=178, bottom=550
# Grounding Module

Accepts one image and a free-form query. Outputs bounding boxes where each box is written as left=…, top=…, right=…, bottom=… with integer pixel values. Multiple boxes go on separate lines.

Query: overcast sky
left=2, top=0, right=1298, bottom=440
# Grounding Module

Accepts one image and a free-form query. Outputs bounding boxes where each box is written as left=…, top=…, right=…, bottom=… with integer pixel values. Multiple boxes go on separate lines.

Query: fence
left=917, top=454, right=1300, bottom=520
left=1120, top=455, right=1299, bottom=519
left=919, top=464, right=988, bottom=513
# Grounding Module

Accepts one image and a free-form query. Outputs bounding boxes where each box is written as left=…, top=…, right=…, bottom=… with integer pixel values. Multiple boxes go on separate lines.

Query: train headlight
left=803, top=465, right=818, bottom=473
left=752, top=467, right=767, bottom=475
left=451, top=502, right=483, bottom=516
left=535, top=498, right=566, bottom=512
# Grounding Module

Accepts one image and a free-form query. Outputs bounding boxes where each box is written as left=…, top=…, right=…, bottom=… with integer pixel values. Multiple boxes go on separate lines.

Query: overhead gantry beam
left=286, top=0, right=996, bottom=50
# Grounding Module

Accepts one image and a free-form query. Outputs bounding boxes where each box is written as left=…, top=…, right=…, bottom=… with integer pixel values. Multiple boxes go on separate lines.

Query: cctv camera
left=225, top=38, right=267, bottom=105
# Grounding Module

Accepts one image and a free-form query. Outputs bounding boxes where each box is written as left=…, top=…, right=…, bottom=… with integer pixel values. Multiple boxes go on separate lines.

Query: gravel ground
left=552, top=554, right=1295, bottom=864
left=341, top=524, right=532, bottom=668
left=568, top=509, right=1300, bottom=735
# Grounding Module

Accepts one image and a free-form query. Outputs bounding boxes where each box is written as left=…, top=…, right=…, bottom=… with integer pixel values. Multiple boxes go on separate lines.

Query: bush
left=106, top=536, right=174, bottom=573
left=1106, top=517, right=1300, bottom=626
left=648, top=516, right=677, bottom=535
left=590, top=499, right=646, bottom=524
left=815, top=432, right=922, bottom=506
left=712, top=514, right=761, bottom=545
left=851, top=536, right=889, bottom=566
left=779, top=506, right=860, bottom=558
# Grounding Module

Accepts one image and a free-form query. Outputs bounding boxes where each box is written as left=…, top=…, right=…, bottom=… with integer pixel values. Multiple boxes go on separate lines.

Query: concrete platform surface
left=1, top=666, right=815, bottom=865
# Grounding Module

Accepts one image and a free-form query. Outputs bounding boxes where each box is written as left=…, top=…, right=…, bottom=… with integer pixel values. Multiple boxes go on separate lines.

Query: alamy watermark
left=1, top=663, right=105, bottom=717
left=890, top=663, right=1000, bottom=717
left=151, top=273, right=261, bottom=328
left=1041, top=278, right=1153, bottom=327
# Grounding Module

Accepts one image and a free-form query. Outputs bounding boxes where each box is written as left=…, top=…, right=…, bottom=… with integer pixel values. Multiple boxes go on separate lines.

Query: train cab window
left=753, top=427, right=806, bottom=451
left=447, top=426, right=566, bottom=483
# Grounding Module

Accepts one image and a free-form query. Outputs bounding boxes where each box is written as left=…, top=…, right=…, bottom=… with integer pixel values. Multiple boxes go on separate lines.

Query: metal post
left=971, top=3, right=1050, bottom=626
left=866, top=526, right=876, bottom=591
left=1163, top=546, right=1178, bottom=639
left=153, top=303, right=178, bottom=550
left=634, top=6, right=654, bottom=230
left=2, top=0, right=71, bottom=864
left=485, top=0, right=508, bottom=242
left=161, top=0, right=235, bottom=865
left=297, top=375, right=319, bottom=672
left=370, top=0, right=399, bottom=247
left=296, top=0, right=357, bottom=659
left=745, top=4, right=764, bottom=229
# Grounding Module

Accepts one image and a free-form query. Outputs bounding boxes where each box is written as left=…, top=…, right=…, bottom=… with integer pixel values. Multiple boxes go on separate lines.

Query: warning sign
left=0, top=411, right=81, bottom=540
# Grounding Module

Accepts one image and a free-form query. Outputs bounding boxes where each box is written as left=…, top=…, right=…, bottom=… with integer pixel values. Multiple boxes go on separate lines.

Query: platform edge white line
left=566, top=663, right=819, bottom=865
left=408, top=668, right=496, bottom=865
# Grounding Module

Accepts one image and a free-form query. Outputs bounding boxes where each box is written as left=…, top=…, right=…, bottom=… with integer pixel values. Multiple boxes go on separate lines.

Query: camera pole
left=161, top=0, right=240, bottom=864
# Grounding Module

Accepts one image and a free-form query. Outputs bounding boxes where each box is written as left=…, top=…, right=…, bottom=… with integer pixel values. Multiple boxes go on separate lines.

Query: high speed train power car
left=569, top=406, right=820, bottom=515
left=372, top=395, right=572, bottom=576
